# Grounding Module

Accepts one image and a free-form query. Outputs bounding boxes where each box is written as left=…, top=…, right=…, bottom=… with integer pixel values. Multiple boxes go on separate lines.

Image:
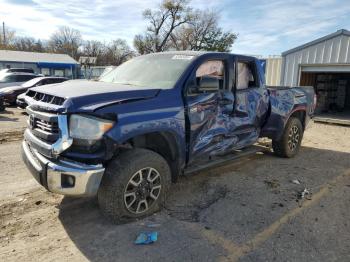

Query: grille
left=28, top=112, right=59, bottom=143
left=34, top=118, right=59, bottom=134
left=26, top=90, right=65, bottom=106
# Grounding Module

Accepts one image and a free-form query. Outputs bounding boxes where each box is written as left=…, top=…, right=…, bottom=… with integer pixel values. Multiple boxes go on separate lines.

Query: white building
left=281, top=29, right=350, bottom=114
left=264, top=56, right=282, bottom=86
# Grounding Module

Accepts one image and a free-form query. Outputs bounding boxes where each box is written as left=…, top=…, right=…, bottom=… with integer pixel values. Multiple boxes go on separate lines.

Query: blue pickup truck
left=21, top=51, right=316, bottom=222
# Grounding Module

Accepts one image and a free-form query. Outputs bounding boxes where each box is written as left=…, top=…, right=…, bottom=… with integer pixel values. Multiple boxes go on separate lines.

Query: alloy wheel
left=288, top=125, right=300, bottom=151
left=124, top=167, right=162, bottom=214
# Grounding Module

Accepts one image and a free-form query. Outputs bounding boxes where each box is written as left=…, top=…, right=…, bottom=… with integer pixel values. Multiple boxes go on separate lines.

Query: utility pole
left=2, top=22, right=6, bottom=46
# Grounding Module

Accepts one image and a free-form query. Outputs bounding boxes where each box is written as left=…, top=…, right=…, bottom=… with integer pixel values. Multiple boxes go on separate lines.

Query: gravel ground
left=0, top=107, right=27, bottom=143
left=0, top=122, right=349, bottom=262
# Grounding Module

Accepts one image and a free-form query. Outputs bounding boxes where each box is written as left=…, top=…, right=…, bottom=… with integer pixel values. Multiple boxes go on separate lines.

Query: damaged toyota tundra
left=21, top=52, right=316, bottom=222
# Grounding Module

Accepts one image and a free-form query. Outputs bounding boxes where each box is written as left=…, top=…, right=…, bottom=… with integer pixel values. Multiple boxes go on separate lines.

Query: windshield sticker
left=172, top=55, right=194, bottom=60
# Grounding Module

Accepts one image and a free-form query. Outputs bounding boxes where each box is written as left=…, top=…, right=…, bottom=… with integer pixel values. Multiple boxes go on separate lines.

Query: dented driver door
left=185, top=58, right=237, bottom=164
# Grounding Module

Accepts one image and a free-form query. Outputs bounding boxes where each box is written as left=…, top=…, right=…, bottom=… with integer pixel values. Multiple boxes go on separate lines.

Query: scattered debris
left=292, top=179, right=301, bottom=185
left=35, top=201, right=42, bottom=206
left=134, top=232, right=158, bottom=245
left=298, top=188, right=312, bottom=200
left=264, top=179, right=280, bottom=189
left=204, top=226, right=211, bottom=230
left=147, top=223, right=161, bottom=228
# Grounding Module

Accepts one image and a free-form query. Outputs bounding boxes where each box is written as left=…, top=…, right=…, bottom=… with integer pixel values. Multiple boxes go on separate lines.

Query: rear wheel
left=0, top=100, right=5, bottom=112
left=272, top=117, right=303, bottom=158
left=98, top=148, right=171, bottom=223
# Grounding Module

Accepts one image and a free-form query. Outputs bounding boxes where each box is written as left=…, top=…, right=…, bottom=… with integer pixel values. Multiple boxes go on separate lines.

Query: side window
left=41, top=79, right=50, bottom=85
left=8, top=75, right=18, bottom=82
left=188, top=60, right=224, bottom=94
left=17, top=75, right=36, bottom=82
left=35, top=80, right=45, bottom=86
left=4, top=76, right=12, bottom=82
left=237, top=62, right=257, bottom=90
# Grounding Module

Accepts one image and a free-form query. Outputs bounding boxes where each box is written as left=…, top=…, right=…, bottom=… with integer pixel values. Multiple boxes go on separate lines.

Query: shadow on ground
left=58, top=146, right=350, bottom=262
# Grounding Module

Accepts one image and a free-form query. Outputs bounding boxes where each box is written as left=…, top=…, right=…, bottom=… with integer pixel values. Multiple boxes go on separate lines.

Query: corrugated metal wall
left=281, top=34, right=350, bottom=86
left=265, top=57, right=282, bottom=86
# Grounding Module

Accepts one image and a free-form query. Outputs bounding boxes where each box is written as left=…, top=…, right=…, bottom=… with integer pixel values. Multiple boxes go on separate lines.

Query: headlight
left=69, top=114, right=114, bottom=140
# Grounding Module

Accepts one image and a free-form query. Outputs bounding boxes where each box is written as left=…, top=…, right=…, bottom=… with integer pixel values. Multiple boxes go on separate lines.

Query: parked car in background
left=0, top=76, right=68, bottom=106
left=16, top=93, right=27, bottom=109
left=0, top=73, right=40, bottom=89
left=0, top=68, right=35, bottom=75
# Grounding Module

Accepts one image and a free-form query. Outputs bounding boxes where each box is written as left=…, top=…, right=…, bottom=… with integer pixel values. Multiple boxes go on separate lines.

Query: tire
left=98, top=148, right=171, bottom=223
left=0, top=101, right=5, bottom=112
left=272, top=117, right=303, bottom=158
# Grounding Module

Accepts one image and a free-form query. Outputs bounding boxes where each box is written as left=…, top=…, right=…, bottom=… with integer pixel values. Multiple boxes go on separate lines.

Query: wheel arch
left=288, top=109, right=306, bottom=130
left=124, top=131, right=182, bottom=182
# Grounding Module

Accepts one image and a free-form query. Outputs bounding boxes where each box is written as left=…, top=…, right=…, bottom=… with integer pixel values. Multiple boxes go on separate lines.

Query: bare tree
left=133, top=34, right=154, bottom=55
left=135, top=2, right=237, bottom=53
left=0, top=27, right=16, bottom=49
left=171, top=10, right=237, bottom=52
left=105, top=39, right=135, bottom=65
left=12, top=37, right=46, bottom=52
left=134, top=0, right=192, bottom=53
left=48, top=26, right=82, bottom=59
left=82, top=40, right=104, bottom=58
left=81, top=39, right=134, bottom=66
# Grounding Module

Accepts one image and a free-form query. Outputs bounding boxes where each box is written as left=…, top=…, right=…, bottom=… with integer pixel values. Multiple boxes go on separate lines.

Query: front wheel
left=272, top=117, right=303, bottom=158
left=98, top=148, right=171, bottom=223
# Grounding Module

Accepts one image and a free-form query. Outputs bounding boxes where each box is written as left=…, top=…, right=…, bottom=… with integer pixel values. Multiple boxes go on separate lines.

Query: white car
left=0, top=73, right=40, bottom=89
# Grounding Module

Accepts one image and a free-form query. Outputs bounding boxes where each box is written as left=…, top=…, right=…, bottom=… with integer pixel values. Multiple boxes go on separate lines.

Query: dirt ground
left=0, top=120, right=349, bottom=262
left=0, top=107, right=27, bottom=143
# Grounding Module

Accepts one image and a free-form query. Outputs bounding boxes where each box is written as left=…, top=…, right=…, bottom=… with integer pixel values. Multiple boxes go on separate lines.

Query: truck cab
left=21, top=51, right=315, bottom=222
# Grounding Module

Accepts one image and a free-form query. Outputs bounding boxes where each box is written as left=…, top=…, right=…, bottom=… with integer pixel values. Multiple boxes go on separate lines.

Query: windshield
left=22, top=77, right=42, bottom=88
left=99, top=54, right=194, bottom=89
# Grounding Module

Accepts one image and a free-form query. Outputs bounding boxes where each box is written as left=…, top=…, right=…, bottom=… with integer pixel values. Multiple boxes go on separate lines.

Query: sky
left=0, top=0, right=350, bottom=56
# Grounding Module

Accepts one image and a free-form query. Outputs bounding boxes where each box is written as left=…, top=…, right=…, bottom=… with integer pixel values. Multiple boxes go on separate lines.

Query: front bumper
left=3, top=94, right=16, bottom=104
left=21, top=140, right=105, bottom=196
left=16, top=97, right=27, bottom=109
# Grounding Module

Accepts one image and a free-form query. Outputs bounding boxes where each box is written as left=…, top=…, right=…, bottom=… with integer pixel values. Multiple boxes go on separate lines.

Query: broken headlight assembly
left=69, top=114, right=114, bottom=146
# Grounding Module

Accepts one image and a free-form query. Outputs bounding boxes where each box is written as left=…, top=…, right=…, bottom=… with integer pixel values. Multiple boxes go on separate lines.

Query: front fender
left=105, top=106, right=186, bottom=165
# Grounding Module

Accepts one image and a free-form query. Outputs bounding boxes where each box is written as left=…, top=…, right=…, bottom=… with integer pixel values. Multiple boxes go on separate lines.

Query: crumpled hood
left=30, top=80, right=160, bottom=112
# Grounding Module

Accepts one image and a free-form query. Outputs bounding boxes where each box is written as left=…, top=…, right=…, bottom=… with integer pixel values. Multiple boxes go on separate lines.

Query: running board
left=184, top=145, right=269, bottom=175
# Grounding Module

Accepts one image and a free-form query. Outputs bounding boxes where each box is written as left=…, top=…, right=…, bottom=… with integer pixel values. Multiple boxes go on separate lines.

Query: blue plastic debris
left=134, top=232, right=158, bottom=245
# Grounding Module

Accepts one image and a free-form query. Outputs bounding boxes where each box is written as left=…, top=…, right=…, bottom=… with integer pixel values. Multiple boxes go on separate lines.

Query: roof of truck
left=150, top=51, right=256, bottom=60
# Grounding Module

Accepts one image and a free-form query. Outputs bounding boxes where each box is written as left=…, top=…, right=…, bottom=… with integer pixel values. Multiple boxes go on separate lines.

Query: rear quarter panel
left=261, top=86, right=315, bottom=140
